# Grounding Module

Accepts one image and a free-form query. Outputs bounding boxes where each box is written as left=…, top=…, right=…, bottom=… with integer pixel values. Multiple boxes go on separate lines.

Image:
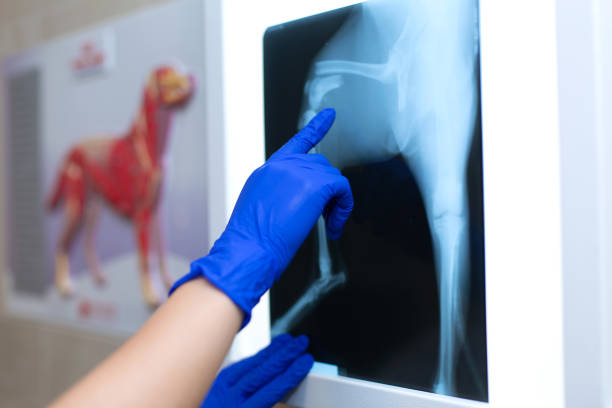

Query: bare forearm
left=50, top=109, right=349, bottom=407
left=50, top=279, right=242, bottom=408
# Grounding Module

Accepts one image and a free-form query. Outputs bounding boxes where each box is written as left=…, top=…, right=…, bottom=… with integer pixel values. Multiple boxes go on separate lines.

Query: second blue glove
left=201, top=334, right=314, bottom=408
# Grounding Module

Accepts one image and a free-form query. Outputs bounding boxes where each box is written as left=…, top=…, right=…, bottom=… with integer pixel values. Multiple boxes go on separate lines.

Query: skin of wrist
left=175, top=277, right=243, bottom=326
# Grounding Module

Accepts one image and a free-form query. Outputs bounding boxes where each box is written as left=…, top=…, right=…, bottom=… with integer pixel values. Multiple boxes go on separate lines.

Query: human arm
left=50, top=108, right=352, bottom=407
left=50, top=278, right=242, bottom=408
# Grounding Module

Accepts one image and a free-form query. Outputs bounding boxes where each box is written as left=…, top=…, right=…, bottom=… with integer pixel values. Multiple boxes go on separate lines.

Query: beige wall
left=0, top=1, right=170, bottom=406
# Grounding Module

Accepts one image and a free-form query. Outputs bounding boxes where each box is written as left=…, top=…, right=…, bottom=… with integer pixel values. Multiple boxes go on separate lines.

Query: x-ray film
left=265, top=0, right=487, bottom=401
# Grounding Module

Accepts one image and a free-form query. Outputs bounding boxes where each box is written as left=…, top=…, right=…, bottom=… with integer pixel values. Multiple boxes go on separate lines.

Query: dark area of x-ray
left=264, top=1, right=487, bottom=401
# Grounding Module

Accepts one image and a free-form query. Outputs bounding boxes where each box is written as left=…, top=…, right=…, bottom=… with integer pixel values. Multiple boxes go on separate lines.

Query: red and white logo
left=77, top=297, right=117, bottom=321
left=72, top=41, right=105, bottom=72
left=70, top=30, right=115, bottom=76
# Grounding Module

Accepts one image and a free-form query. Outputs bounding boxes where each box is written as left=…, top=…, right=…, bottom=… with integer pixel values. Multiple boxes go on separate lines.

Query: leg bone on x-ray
left=270, top=0, right=481, bottom=397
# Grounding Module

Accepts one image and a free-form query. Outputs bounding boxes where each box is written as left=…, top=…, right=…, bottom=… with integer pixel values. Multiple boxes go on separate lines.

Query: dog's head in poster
left=148, top=64, right=195, bottom=108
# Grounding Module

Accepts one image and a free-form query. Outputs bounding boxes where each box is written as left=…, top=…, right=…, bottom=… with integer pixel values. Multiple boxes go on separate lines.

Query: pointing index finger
left=270, top=108, right=336, bottom=159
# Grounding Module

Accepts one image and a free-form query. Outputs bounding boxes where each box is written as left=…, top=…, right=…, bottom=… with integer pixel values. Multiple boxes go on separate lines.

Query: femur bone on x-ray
left=271, top=0, right=481, bottom=397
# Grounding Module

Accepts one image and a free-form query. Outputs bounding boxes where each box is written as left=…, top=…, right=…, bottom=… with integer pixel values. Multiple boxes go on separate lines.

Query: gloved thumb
left=324, top=176, right=353, bottom=240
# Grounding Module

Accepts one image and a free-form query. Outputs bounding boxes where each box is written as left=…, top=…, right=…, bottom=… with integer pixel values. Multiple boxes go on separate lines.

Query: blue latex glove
left=170, top=108, right=353, bottom=327
left=201, top=334, right=314, bottom=408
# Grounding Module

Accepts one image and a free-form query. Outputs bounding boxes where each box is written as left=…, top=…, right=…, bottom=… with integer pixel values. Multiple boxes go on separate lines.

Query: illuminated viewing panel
left=264, top=0, right=487, bottom=401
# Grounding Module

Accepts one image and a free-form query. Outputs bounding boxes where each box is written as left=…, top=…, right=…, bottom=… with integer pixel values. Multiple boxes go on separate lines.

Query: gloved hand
left=201, top=334, right=314, bottom=408
left=170, top=108, right=353, bottom=327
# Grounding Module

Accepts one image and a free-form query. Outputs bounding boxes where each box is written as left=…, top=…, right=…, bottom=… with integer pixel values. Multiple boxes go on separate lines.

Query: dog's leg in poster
left=153, top=212, right=173, bottom=292
left=53, top=158, right=88, bottom=297
left=135, top=210, right=160, bottom=307
left=55, top=196, right=84, bottom=297
left=84, top=203, right=106, bottom=286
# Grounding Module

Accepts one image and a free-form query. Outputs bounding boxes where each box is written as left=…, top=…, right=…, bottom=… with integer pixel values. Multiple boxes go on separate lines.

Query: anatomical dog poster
left=2, top=0, right=210, bottom=335
left=265, top=0, right=488, bottom=402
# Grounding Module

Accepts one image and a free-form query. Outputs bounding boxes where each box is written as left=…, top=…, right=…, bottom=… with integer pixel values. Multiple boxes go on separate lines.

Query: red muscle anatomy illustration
left=46, top=65, right=195, bottom=307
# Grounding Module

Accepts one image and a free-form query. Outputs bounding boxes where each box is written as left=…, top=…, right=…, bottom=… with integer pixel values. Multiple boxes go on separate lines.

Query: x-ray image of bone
left=270, top=0, right=481, bottom=397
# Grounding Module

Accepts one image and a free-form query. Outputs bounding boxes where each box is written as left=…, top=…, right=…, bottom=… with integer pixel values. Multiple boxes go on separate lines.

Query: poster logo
left=70, top=30, right=115, bottom=76
left=72, top=42, right=105, bottom=71
left=77, top=298, right=117, bottom=321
